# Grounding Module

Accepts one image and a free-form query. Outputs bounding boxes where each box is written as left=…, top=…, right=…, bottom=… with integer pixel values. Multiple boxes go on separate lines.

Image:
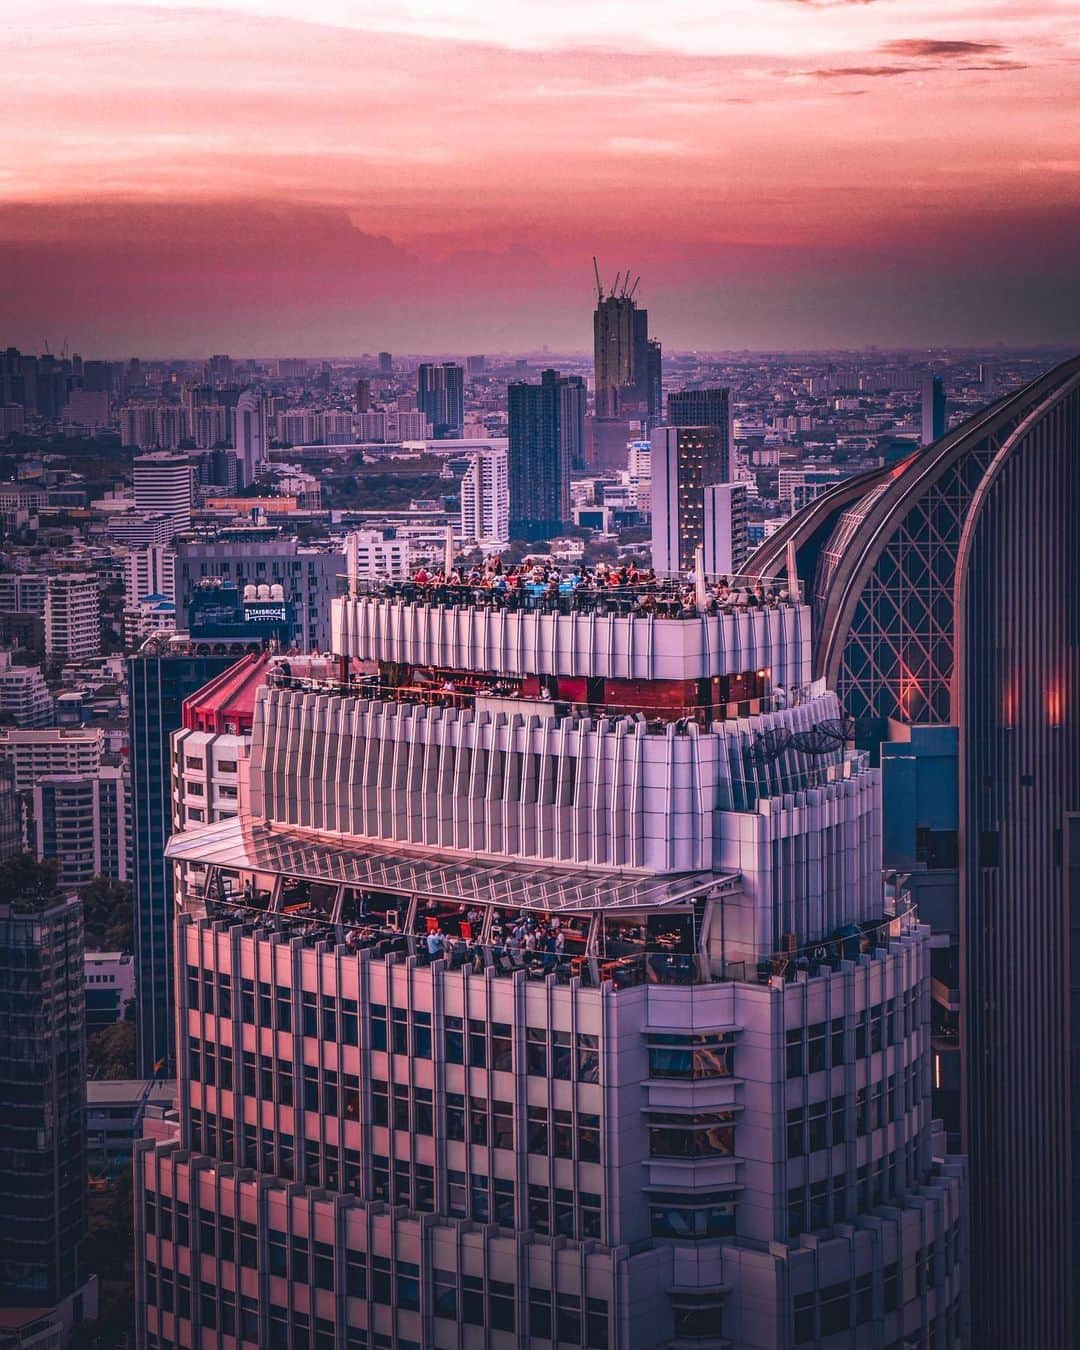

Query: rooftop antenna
left=592, top=256, right=604, bottom=302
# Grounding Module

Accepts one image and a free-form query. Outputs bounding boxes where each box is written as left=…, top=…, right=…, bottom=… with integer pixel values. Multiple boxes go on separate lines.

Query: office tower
left=650, top=425, right=730, bottom=573
left=466, top=354, right=486, bottom=375
left=749, top=354, right=1080, bottom=1347
left=32, top=764, right=128, bottom=888
left=125, top=543, right=176, bottom=607
left=667, top=386, right=733, bottom=452
left=417, top=363, right=465, bottom=437
left=128, top=644, right=240, bottom=1075
left=139, top=575, right=965, bottom=1350
left=45, top=572, right=100, bottom=660
left=133, top=451, right=194, bottom=535
left=586, top=416, right=633, bottom=472
left=0, top=654, right=53, bottom=727
left=354, top=378, right=372, bottom=413
left=378, top=350, right=393, bottom=375
left=977, top=362, right=995, bottom=396
left=196, top=446, right=241, bottom=492
left=0, top=726, right=103, bottom=790
left=593, top=268, right=650, bottom=418
left=344, top=530, right=412, bottom=582
left=459, top=445, right=510, bottom=550
left=234, top=388, right=269, bottom=486
left=646, top=338, right=662, bottom=418
left=174, top=533, right=345, bottom=653
left=208, top=353, right=232, bottom=385
left=0, top=887, right=96, bottom=1337
left=703, top=482, right=749, bottom=576
left=921, top=372, right=946, bottom=446
left=81, top=359, right=113, bottom=394
left=106, top=510, right=176, bottom=548
left=507, top=367, right=582, bottom=539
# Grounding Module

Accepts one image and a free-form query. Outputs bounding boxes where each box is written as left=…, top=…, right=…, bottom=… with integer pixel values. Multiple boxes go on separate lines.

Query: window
left=313, top=1241, right=333, bottom=1291
left=370, top=1003, right=387, bottom=1052
left=647, top=1031, right=734, bottom=1080
left=413, top=1010, right=431, bottom=1059
left=493, top=1177, right=514, bottom=1227
left=650, top=1190, right=737, bottom=1240
left=529, top=1288, right=553, bottom=1340
left=397, top=1260, right=420, bottom=1312
left=468, top=1018, right=487, bottom=1067
left=580, top=1191, right=602, bottom=1238
left=489, top=1279, right=516, bottom=1332
left=267, top=1228, right=287, bottom=1278
left=469, top=1096, right=489, bottom=1145
left=302, top=993, right=317, bottom=1038
left=444, top=1015, right=464, bottom=1064
left=576, top=1032, right=600, bottom=1083
left=239, top=1220, right=257, bottom=1267
left=345, top=1251, right=366, bottom=1298
left=552, top=1029, right=573, bottom=1080
left=462, top=1275, right=485, bottom=1325
left=807, top=1022, right=828, bottom=1073
left=808, top=1100, right=828, bottom=1152
left=786, top=1027, right=804, bottom=1078
left=341, top=998, right=358, bottom=1046
left=414, top=1086, right=434, bottom=1136
left=470, top=1174, right=489, bottom=1223
left=579, top=1112, right=601, bottom=1162
left=393, top=1085, right=410, bottom=1132
left=526, top=1026, right=547, bottom=1076
left=788, top=1186, right=806, bottom=1239
left=794, top=1292, right=815, bottom=1344
left=527, top=1105, right=549, bottom=1154
left=492, top=1099, right=514, bottom=1150
left=291, top=1236, right=309, bottom=1284
left=819, top=1282, right=850, bottom=1335
left=445, top=1091, right=465, bottom=1141
left=447, top=1169, right=468, bottom=1218
left=810, top=1179, right=828, bottom=1229
left=432, top=1269, right=457, bottom=1321
left=557, top=1293, right=582, bottom=1344
left=371, top=1256, right=392, bottom=1305
left=585, top=1297, right=609, bottom=1349
left=415, top=1164, right=435, bottom=1213
left=554, top=1187, right=575, bottom=1237
left=649, top=1112, right=736, bottom=1159
left=491, top=1021, right=513, bottom=1071
left=528, top=1183, right=550, bottom=1233
left=552, top=1109, right=574, bottom=1158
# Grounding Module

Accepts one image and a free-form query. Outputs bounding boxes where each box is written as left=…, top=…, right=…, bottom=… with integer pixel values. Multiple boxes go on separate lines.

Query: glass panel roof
left=166, top=817, right=730, bottom=913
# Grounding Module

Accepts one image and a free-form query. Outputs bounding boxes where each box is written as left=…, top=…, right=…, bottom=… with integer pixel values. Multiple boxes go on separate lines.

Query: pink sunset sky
left=4, top=0, right=1079, bottom=355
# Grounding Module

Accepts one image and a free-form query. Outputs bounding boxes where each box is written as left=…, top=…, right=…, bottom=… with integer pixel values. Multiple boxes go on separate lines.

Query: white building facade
left=459, top=446, right=510, bottom=552
left=139, top=581, right=966, bottom=1349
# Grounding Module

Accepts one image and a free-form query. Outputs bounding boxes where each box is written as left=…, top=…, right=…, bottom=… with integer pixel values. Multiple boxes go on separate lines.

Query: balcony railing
left=341, top=569, right=802, bottom=617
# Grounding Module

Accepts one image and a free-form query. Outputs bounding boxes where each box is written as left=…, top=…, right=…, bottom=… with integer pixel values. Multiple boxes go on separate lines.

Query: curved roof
left=748, top=355, right=1080, bottom=728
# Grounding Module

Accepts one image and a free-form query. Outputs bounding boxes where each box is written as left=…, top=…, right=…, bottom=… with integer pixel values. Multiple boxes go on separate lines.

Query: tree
left=81, top=876, right=133, bottom=951
left=0, top=852, right=59, bottom=910
left=87, top=1020, right=137, bottom=1079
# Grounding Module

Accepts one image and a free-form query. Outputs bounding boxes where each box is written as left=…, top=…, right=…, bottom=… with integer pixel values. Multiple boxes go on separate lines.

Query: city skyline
left=5, top=1, right=1079, bottom=355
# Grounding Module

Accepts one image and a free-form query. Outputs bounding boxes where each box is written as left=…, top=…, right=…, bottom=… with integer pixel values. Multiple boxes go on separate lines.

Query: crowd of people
left=362, top=556, right=796, bottom=617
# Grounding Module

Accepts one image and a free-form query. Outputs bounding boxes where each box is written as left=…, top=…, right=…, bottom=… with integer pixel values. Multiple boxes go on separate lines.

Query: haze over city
left=5, top=0, right=1080, bottom=354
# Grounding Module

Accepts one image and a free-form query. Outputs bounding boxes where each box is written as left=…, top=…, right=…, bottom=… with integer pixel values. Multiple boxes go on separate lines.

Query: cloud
left=880, top=38, right=1004, bottom=58
left=810, top=63, right=919, bottom=78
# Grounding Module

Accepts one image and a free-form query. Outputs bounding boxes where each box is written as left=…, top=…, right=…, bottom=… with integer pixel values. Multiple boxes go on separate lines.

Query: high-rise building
left=417, top=363, right=465, bottom=437
left=748, top=354, right=1080, bottom=1347
left=355, top=410, right=388, bottom=442
left=174, top=533, right=345, bottom=653
left=378, top=350, right=393, bottom=375
left=0, top=726, right=103, bottom=791
left=125, top=543, right=176, bottom=608
left=702, top=482, right=749, bottom=576
left=45, top=572, right=100, bottom=660
left=128, top=643, right=239, bottom=1075
left=650, top=425, right=730, bottom=573
left=33, top=764, right=128, bottom=889
left=0, top=571, right=49, bottom=616
left=593, top=304, right=646, bottom=417
left=0, top=653, right=53, bottom=727
left=466, top=354, right=486, bottom=375
left=459, top=445, right=510, bottom=551
left=667, top=386, right=733, bottom=445
left=133, top=451, right=194, bottom=535
left=1, top=888, right=96, bottom=1336
left=354, top=378, right=372, bottom=413
left=646, top=338, right=662, bottom=418
left=593, top=271, right=651, bottom=418
left=207, top=353, right=233, bottom=385
left=233, top=388, right=269, bottom=486
left=139, top=576, right=965, bottom=1349
left=921, top=372, right=946, bottom=446
left=507, top=368, right=583, bottom=539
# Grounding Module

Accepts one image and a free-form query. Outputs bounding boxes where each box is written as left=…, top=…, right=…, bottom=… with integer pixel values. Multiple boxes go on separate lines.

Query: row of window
left=145, top=1226, right=608, bottom=1347
left=786, top=1139, right=924, bottom=1237
left=785, top=993, right=920, bottom=1080
left=786, top=1063, right=922, bottom=1158
left=792, top=1230, right=960, bottom=1344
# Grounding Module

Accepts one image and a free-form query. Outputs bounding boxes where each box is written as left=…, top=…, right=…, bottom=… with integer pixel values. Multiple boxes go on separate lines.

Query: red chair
left=460, top=921, right=473, bottom=941
left=425, top=915, right=440, bottom=934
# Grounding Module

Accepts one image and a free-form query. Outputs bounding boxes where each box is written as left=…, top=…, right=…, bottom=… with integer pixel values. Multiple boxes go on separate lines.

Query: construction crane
left=592, top=256, right=604, bottom=302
